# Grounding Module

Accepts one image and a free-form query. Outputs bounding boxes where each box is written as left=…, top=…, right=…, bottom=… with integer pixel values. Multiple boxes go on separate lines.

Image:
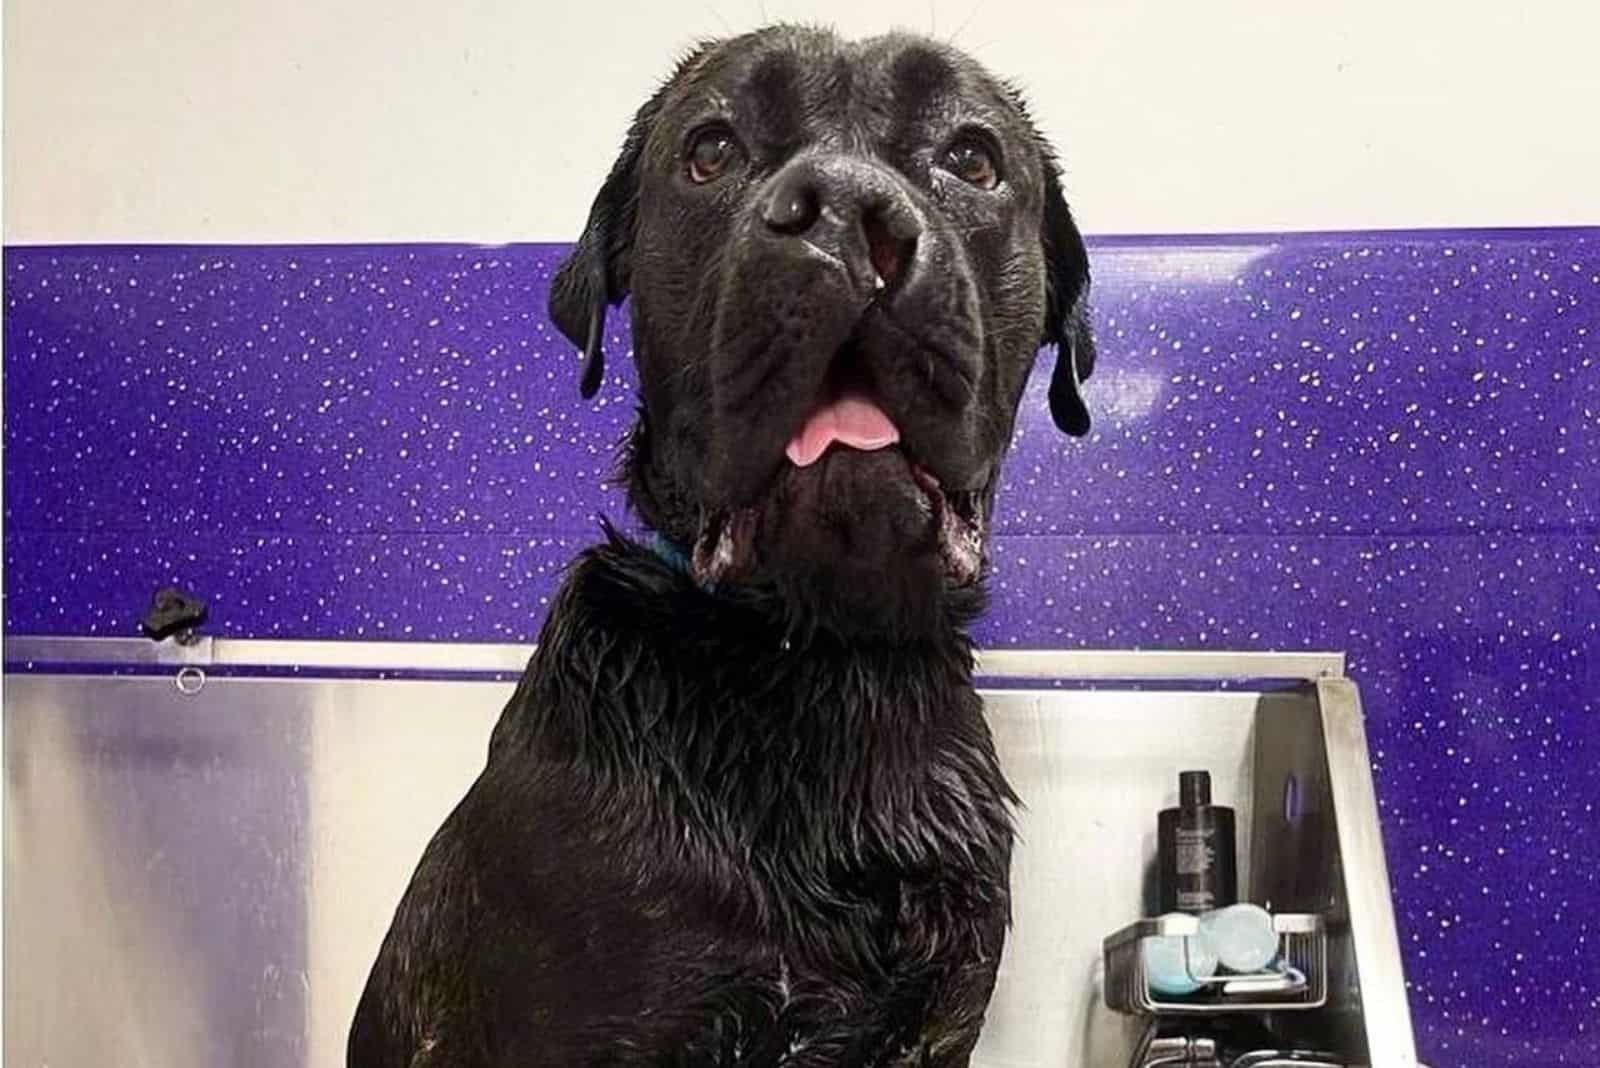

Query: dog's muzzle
left=689, top=154, right=992, bottom=591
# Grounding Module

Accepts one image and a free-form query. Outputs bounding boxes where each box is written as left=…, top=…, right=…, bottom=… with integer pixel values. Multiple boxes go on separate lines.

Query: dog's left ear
left=1039, top=155, right=1095, bottom=437
left=548, top=82, right=674, bottom=399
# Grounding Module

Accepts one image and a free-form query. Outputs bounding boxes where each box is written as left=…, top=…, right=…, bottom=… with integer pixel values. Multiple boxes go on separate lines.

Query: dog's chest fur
left=357, top=540, right=1014, bottom=1066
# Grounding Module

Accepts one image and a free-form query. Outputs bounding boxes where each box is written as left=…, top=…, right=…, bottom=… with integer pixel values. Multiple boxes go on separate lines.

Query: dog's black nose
left=760, top=157, right=921, bottom=292
left=763, top=174, right=821, bottom=235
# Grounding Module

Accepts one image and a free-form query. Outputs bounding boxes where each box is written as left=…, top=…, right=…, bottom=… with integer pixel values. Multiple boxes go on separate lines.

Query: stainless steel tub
left=3, top=640, right=1418, bottom=1066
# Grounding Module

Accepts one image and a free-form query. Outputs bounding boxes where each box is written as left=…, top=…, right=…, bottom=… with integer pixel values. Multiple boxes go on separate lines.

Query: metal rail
left=3, top=636, right=1344, bottom=681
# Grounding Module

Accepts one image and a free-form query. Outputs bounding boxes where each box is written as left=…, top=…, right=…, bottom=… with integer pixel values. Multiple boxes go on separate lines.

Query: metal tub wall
left=3, top=647, right=1415, bottom=1067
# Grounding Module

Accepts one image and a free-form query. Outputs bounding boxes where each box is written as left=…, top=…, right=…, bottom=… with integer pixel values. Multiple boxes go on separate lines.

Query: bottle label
left=1175, top=827, right=1215, bottom=875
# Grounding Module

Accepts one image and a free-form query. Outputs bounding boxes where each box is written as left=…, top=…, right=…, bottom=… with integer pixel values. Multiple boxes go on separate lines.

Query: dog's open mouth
left=691, top=358, right=986, bottom=589
left=781, top=363, right=901, bottom=467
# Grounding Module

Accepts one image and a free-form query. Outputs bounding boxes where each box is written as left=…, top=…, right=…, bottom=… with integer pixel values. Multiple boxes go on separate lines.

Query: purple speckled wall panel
left=5, top=231, right=1599, bottom=1065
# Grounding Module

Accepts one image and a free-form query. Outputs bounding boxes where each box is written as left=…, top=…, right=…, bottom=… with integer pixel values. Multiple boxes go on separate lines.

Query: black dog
left=349, top=25, right=1093, bottom=1066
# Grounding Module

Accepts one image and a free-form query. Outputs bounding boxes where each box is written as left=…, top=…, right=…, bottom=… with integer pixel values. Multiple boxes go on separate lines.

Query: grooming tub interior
left=3, top=641, right=1419, bottom=1066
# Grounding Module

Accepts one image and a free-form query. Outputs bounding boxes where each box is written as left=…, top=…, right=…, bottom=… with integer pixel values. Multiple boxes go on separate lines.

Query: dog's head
left=551, top=26, right=1093, bottom=637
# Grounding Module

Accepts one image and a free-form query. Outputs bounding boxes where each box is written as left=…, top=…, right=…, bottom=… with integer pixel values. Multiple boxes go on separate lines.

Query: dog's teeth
left=935, top=493, right=986, bottom=586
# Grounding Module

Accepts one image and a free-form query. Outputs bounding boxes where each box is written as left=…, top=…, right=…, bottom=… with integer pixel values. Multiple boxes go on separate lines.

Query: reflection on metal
left=4, top=643, right=1409, bottom=1067
left=1314, top=678, right=1419, bottom=1067
left=974, top=648, right=1343, bottom=682
left=3, top=636, right=1344, bottom=682
left=2, top=635, right=536, bottom=674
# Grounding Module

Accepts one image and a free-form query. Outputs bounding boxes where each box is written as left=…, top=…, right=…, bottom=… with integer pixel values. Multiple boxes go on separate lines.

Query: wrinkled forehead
left=660, top=29, right=1033, bottom=156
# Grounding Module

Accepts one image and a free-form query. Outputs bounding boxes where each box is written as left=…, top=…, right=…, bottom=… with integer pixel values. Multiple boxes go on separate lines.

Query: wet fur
left=349, top=534, right=1014, bottom=1065
left=351, top=24, right=1093, bottom=1067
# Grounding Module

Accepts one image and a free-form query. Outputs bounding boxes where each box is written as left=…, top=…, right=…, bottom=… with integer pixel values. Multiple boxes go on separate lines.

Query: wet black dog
left=349, top=25, right=1093, bottom=1067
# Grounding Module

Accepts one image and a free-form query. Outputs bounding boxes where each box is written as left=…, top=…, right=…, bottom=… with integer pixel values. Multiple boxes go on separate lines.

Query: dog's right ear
left=548, top=93, right=661, bottom=399
left=549, top=47, right=713, bottom=399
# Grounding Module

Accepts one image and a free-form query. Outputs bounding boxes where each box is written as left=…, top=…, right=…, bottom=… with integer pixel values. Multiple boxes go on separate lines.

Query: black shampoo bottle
left=1158, top=770, right=1237, bottom=914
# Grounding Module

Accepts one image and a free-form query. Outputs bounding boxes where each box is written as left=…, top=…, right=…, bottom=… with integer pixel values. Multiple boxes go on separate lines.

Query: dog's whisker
left=947, top=0, right=987, bottom=44
left=703, top=0, right=734, bottom=33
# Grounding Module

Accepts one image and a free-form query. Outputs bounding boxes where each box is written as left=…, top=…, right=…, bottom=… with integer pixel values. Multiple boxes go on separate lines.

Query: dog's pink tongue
left=785, top=390, right=900, bottom=467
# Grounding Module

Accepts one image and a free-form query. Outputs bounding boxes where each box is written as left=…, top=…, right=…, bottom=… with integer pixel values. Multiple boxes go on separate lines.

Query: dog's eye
left=687, top=127, right=740, bottom=184
left=943, top=139, right=1000, bottom=190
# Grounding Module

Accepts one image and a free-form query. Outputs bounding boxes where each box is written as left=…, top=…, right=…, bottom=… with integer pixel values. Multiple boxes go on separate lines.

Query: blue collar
left=648, top=531, right=694, bottom=577
left=648, top=530, right=730, bottom=594
left=646, top=530, right=704, bottom=578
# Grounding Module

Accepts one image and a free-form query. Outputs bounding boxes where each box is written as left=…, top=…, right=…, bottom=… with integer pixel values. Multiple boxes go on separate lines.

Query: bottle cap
left=1180, top=770, right=1211, bottom=808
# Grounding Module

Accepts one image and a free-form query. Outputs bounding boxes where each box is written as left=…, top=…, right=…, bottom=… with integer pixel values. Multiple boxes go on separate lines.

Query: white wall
left=5, top=0, right=1598, bottom=244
